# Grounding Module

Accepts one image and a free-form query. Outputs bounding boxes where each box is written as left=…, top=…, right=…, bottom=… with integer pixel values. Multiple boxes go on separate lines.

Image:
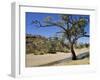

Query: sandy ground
left=26, top=48, right=89, bottom=67
left=52, top=58, right=89, bottom=66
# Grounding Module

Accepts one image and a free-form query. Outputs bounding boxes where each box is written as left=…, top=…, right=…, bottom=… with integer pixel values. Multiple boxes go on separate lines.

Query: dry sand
left=26, top=48, right=89, bottom=67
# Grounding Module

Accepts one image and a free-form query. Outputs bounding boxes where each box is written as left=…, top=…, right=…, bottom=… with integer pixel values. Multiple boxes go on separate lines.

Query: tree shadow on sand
left=77, top=52, right=89, bottom=60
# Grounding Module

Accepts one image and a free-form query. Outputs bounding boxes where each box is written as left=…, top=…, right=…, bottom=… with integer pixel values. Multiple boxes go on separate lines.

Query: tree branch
left=32, top=20, right=67, bottom=32
left=32, top=20, right=54, bottom=27
left=56, top=31, right=65, bottom=34
left=73, top=34, right=89, bottom=43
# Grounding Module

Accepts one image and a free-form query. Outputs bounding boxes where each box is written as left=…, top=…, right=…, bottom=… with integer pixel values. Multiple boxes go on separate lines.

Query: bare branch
left=56, top=31, right=65, bottom=34
left=73, top=34, right=89, bottom=43
left=32, top=20, right=67, bottom=32
left=32, top=20, right=54, bottom=27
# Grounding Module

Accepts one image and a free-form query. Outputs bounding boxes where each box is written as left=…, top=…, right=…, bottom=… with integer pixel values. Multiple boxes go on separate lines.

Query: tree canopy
left=32, top=14, right=89, bottom=44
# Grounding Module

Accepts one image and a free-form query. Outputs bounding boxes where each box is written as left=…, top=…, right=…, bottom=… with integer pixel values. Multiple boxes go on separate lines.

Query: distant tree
left=32, top=14, right=89, bottom=60
left=84, top=43, right=89, bottom=48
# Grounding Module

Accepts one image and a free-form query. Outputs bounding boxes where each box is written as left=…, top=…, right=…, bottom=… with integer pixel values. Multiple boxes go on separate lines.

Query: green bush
left=26, top=35, right=70, bottom=55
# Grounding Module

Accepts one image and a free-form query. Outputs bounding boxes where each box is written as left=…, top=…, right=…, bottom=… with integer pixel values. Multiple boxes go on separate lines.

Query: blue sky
left=26, top=12, right=89, bottom=44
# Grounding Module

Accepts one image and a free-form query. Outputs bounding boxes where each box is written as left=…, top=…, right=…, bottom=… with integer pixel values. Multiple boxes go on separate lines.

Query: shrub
left=26, top=34, right=70, bottom=55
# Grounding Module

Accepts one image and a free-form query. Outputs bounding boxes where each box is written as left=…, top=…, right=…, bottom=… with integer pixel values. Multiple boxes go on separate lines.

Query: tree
left=32, top=14, right=89, bottom=60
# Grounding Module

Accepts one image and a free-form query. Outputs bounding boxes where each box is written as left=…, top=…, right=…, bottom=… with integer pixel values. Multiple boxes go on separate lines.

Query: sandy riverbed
left=26, top=48, right=89, bottom=67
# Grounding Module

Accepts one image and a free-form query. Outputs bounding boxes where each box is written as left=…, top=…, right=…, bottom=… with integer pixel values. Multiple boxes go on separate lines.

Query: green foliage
left=75, top=43, right=89, bottom=49
left=32, top=14, right=89, bottom=46
left=26, top=35, right=49, bottom=55
left=31, top=14, right=89, bottom=60
left=26, top=34, right=69, bottom=55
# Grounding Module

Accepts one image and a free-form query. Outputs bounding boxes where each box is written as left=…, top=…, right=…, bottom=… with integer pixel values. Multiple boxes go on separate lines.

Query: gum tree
left=32, top=14, right=89, bottom=60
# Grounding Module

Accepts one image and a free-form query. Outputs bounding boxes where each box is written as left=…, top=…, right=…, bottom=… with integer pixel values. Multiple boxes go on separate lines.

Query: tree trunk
left=70, top=43, right=77, bottom=60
